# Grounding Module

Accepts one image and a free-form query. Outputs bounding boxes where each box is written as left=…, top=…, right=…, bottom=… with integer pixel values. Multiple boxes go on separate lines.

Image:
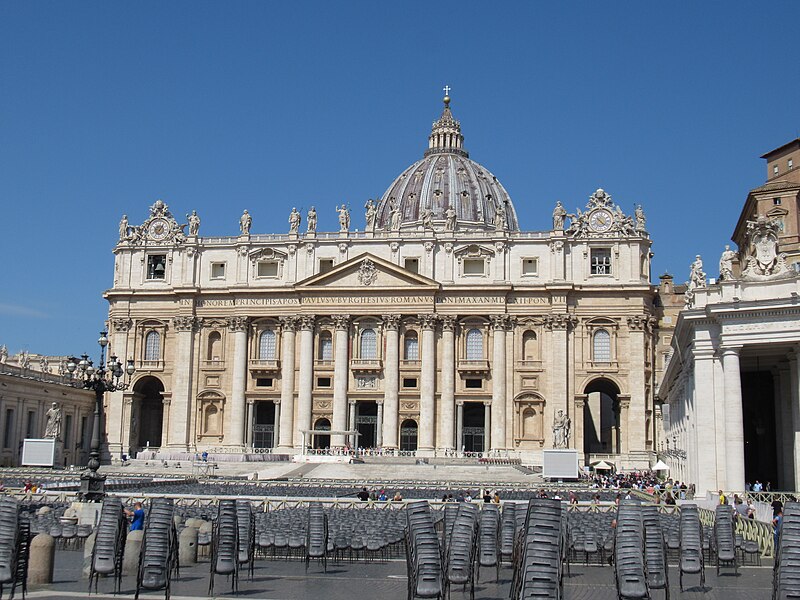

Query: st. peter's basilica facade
left=105, top=96, right=661, bottom=467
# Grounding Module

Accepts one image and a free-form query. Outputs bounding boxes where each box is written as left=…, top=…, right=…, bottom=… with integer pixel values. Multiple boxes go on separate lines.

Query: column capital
left=111, top=318, right=133, bottom=333
left=332, top=314, right=350, bottom=330
left=626, top=315, right=648, bottom=331
left=173, top=316, right=197, bottom=332
left=720, top=345, right=743, bottom=357
left=490, top=314, right=508, bottom=331
left=543, top=313, right=576, bottom=331
left=574, top=393, right=588, bottom=408
left=227, top=316, right=250, bottom=332
left=246, top=399, right=255, bottom=406
left=440, top=315, right=456, bottom=332
left=299, top=315, right=316, bottom=331
left=456, top=400, right=465, bottom=406
left=483, top=401, right=492, bottom=407
left=280, top=315, right=299, bottom=332
left=418, top=314, right=437, bottom=330
left=381, top=314, right=401, bottom=330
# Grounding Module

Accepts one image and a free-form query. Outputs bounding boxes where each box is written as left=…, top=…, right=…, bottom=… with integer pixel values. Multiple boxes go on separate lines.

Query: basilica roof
left=374, top=95, right=519, bottom=232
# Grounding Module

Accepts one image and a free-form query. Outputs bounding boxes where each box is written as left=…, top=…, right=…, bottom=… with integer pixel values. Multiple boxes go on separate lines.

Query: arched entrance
left=133, top=376, right=164, bottom=449
left=400, top=419, right=418, bottom=452
left=254, top=402, right=276, bottom=449
left=313, top=418, right=331, bottom=449
left=463, top=403, right=485, bottom=453
left=356, top=401, right=378, bottom=448
left=583, top=379, right=621, bottom=455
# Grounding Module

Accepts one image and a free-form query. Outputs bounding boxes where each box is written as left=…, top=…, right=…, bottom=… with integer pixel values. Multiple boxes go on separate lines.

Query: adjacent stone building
left=105, top=96, right=661, bottom=467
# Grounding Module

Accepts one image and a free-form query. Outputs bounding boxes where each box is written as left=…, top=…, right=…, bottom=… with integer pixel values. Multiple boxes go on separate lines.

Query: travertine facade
left=105, top=97, right=660, bottom=467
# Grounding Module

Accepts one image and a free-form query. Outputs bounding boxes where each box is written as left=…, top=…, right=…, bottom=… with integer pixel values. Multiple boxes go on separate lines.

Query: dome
left=375, top=96, right=520, bottom=232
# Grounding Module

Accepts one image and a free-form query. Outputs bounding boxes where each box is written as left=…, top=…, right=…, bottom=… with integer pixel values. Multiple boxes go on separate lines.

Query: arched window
left=144, top=331, right=161, bottom=361
left=207, top=331, right=222, bottom=361
left=466, top=328, right=483, bottom=360
left=360, top=328, right=377, bottom=359
left=522, top=330, right=538, bottom=360
left=593, top=329, right=611, bottom=363
left=404, top=331, right=419, bottom=360
left=318, top=331, right=333, bottom=360
left=259, top=330, right=276, bottom=360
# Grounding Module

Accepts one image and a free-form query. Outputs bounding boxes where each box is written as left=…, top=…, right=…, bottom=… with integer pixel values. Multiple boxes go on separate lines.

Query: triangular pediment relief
left=296, top=253, right=440, bottom=290
left=766, top=206, right=789, bottom=218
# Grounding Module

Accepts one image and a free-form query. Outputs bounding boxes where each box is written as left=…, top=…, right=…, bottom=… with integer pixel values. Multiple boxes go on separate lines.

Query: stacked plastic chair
left=404, top=501, right=443, bottom=600
left=774, top=501, right=800, bottom=599
left=478, top=504, right=500, bottom=582
left=209, top=499, right=239, bottom=596
left=305, top=502, right=328, bottom=572
left=236, top=500, right=255, bottom=580
left=89, top=497, right=128, bottom=594
left=135, top=498, right=179, bottom=600
left=510, top=497, right=565, bottom=600
left=0, top=496, right=29, bottom=600
left=499, top=502, right=517, bottom=566
left=642, top=505, right=668, bottom=598
left=613, top=500, right=649, bottom=600
left=713, top=504, right=737, bottom=576
left=678, top=504, right=704, bottom=592
left=444, top=503, right=479, bottom=600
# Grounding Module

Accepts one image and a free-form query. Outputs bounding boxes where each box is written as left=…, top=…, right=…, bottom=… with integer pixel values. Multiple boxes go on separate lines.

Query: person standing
left=774, top=507, right=783, bottom=552
left=126, top=502, right=145, bottom=531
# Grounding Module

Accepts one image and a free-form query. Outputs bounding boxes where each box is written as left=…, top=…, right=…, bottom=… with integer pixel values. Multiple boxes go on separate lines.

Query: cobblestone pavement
left=26, top=550, right=773, bottom=599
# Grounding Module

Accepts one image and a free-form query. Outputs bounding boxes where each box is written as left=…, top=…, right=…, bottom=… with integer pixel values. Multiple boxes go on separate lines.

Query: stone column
left=273, top=401, right=280, bottom=448
left=779, top=360, right=795, bottom=489
left=331, top=315, right=350, bottom=447
left=626, top=317, right=648, bottom=455
left=295, top=316, right=315, bottom=449
left=693, top=347, right=718, bottom=495
left=245, top=400, right=255, bottom=449
left=484, top=402, right=491, bottom=454
left=791, top=349, right=800, bottom=489
left=456, top=401, right=464, bottom=454
left=772, top=367, right=785, bottom=488
left=418, top=314, right=437, bottom=453
left=278, top=316, right=297, bottom=450
left=348, top=400, right=357, bottom=447
left=169, top=316, right=196, bottom=449
left=376, top=402, right=384, bottom=447
left=618, top=396, right=630, bottom=456
left=573, top=394, right=587, bottom=455
left=227, top=316, right=249, bottom=447
left=721, top=346, right=745, bottom=491
left=108, top=318, right=132, bottom=456
left=490, top=315, right=507, bottom=451
left=547, top=315, right=570, bottom=445
left=439, top=316, right=456, bottom=451
left=382, top=315, right=400, bottom=449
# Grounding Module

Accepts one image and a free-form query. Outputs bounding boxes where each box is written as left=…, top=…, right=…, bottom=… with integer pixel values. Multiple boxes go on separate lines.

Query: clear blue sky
left=1, top=2, right=799, bottom=357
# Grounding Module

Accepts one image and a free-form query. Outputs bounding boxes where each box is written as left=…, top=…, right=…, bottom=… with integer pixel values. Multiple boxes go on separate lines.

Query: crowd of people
left=589, top=470, right=694, bottom=501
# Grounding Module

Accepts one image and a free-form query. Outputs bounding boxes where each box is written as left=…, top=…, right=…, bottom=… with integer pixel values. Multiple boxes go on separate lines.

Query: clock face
left=589, top=209, right=613, bottom=233
left=148, top=218, right=169, bottom=240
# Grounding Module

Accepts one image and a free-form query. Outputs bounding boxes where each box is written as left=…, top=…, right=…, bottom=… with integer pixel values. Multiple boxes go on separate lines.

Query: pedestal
left=78, top=471, right=107, bottom=502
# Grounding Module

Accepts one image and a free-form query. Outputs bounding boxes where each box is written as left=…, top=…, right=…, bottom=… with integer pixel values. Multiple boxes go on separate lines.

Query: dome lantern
left=425, top=93, right=468, bottom=158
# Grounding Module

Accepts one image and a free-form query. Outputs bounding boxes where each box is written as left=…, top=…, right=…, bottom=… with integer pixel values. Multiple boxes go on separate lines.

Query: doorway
left=400, top=419, right=418, bottom=452
left=134, top=376, right=164, bottom=449
left=313, top=418, right=331, bottom=449
left=254, top=402, right=276, bottom=449
left=356, top=401, right=378, bottom=448
left=583, top=379, right=620, bottom=455
left=462, top=403, right=485, bottom=453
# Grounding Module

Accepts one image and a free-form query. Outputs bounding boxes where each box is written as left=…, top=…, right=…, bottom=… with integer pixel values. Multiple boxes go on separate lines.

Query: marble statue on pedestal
left=552, top=410, right=571, bottom=449
left=187, top=210, right=201, bottom=235
left=239, top=210, right=252, bottom=235
left=552, top=201, right=566, bottom=230
left=288, top=207, right=301, bottom=233
left=44, top=402, right=62, bottom=439
left=336, top=204, right=350, bottom=232
left=719, top=245, right=737, bottom=281
left=307, top=207, right=317, bottom=233
left=364, top=199, right=377, bottom=232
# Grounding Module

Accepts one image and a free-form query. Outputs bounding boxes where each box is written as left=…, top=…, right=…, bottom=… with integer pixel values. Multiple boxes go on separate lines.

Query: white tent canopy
left=592, top=460, right=613, bottom=470
left=652, top=460, right=670, bottom=471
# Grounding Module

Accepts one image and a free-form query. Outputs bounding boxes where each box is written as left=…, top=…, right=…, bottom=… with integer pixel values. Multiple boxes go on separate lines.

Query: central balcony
left=457, top=359, right=490, bottom=374
left=350, top=358, right=383, bottom=373
left=248, top=359, right=280, bottom=375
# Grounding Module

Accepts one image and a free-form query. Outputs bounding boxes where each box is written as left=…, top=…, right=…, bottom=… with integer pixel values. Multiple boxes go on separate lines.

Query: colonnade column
left=108, top=318, right=133, bottom=456
left=490, top=315, right=507, bottom=451
left=382, top=315, right=400, bottom=449
left=440, top=316, right=456, bottom=451
left=484, top=402, right=491, bottom=454
left=348, top=400, right=357, bottom=447
left=547, top=316, right=570, bottom=447
left=331, top=315, right=350, bottom=447
left=278, top=317, right=297, bottom=450
left=573, top=394, right=587, bottom=455
left=456, top=402, right=464, bottom=453
left=693, top=347, right=719, bottom=494
left=721, top=345, right=745, bottom=491
left=376, top=402, right=384, bottom=447
left=618, top=397, right=630, bottom=457
left=626, top=317, right=648, bottom=455
left=168, top=316, right=196, bottom=449
left=779, top=360, right=795, bottom=489
left=791, top=348, right=800, bottom=489
left=295, top=316, right=315, bottom=449
left=227, top=316, right=249, bottom=447
left=246, top=400, right=255, bottom=449
left=273, top=400, right=280, bottom=448
left=419, top=314, right=437, bottom=453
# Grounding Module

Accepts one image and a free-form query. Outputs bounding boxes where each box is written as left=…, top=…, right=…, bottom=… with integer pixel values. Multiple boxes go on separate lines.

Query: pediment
left=296, top=253, right=439, bottom=290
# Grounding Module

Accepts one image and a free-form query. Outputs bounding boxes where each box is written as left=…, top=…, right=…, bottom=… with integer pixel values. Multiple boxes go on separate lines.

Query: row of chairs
left=774, top=501, right=800, bottom=599
left=405, top=501, right=444, bottom=600
left=510, top=498, right=566, bottom=599
left=614, top=500, right=648, bottom=600
left=444, top=503, right=478, bottom=600
left=135, top=498, right=179, bottom=600
left=89, top=497, right=127, bottom=594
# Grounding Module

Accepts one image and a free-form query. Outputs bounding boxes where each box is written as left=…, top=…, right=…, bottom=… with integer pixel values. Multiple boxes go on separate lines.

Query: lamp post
left=67, top=330, right=135, bottom=502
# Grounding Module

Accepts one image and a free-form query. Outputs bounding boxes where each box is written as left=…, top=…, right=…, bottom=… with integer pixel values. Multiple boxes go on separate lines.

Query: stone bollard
left=173, top=514, right=182, bottom=528
left=28, top=534, right=55, bottom=585
left=122, top=530, right=143, bottom=575
left=197, top=521, right=212, bottom=560
left=81, top=531, right=96, bottom=579
left=179, top=526, right=198, bottom=566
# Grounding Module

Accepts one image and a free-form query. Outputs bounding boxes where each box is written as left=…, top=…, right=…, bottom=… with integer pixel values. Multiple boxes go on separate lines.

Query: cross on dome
left=443, top=84, right=451, bottom=96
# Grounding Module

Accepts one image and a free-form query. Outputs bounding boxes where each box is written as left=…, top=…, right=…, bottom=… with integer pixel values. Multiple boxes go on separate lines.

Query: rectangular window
left=774, top=197, right=782, bottom=205
left=522, top=258, right=539, bottom=276
left=403, top=377, right=418, bottom=389
left=256, top=378, right=273, bottom=387
left=3, top=409, right=13, bottom=448
left=64, top=414, right=73, bottom=448
left=146, top=255, right=167, bottom=279
left=319, top=259, right=335, bottom=274
left=590, top=248, right=612, bottom=275
left=463, top=258, right=485, bottom=276
left=210, top=262, right=226, bottom=279
left=257, top=261, right=279, bottom=278
left=404, top=258, right=419, bottom=274
left=317, top=377, right=332, bottom=388
left=465, top=378, right=482, bottom=389
left=790, top=158, right=794, bottom=169
left=774, top=164, right=779, bottom=175
left=26, top=411, right=35, bottom=439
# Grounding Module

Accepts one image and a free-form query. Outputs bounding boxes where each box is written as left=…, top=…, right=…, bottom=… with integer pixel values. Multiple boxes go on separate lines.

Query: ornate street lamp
left=67, top=331, right=135, bottom=501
